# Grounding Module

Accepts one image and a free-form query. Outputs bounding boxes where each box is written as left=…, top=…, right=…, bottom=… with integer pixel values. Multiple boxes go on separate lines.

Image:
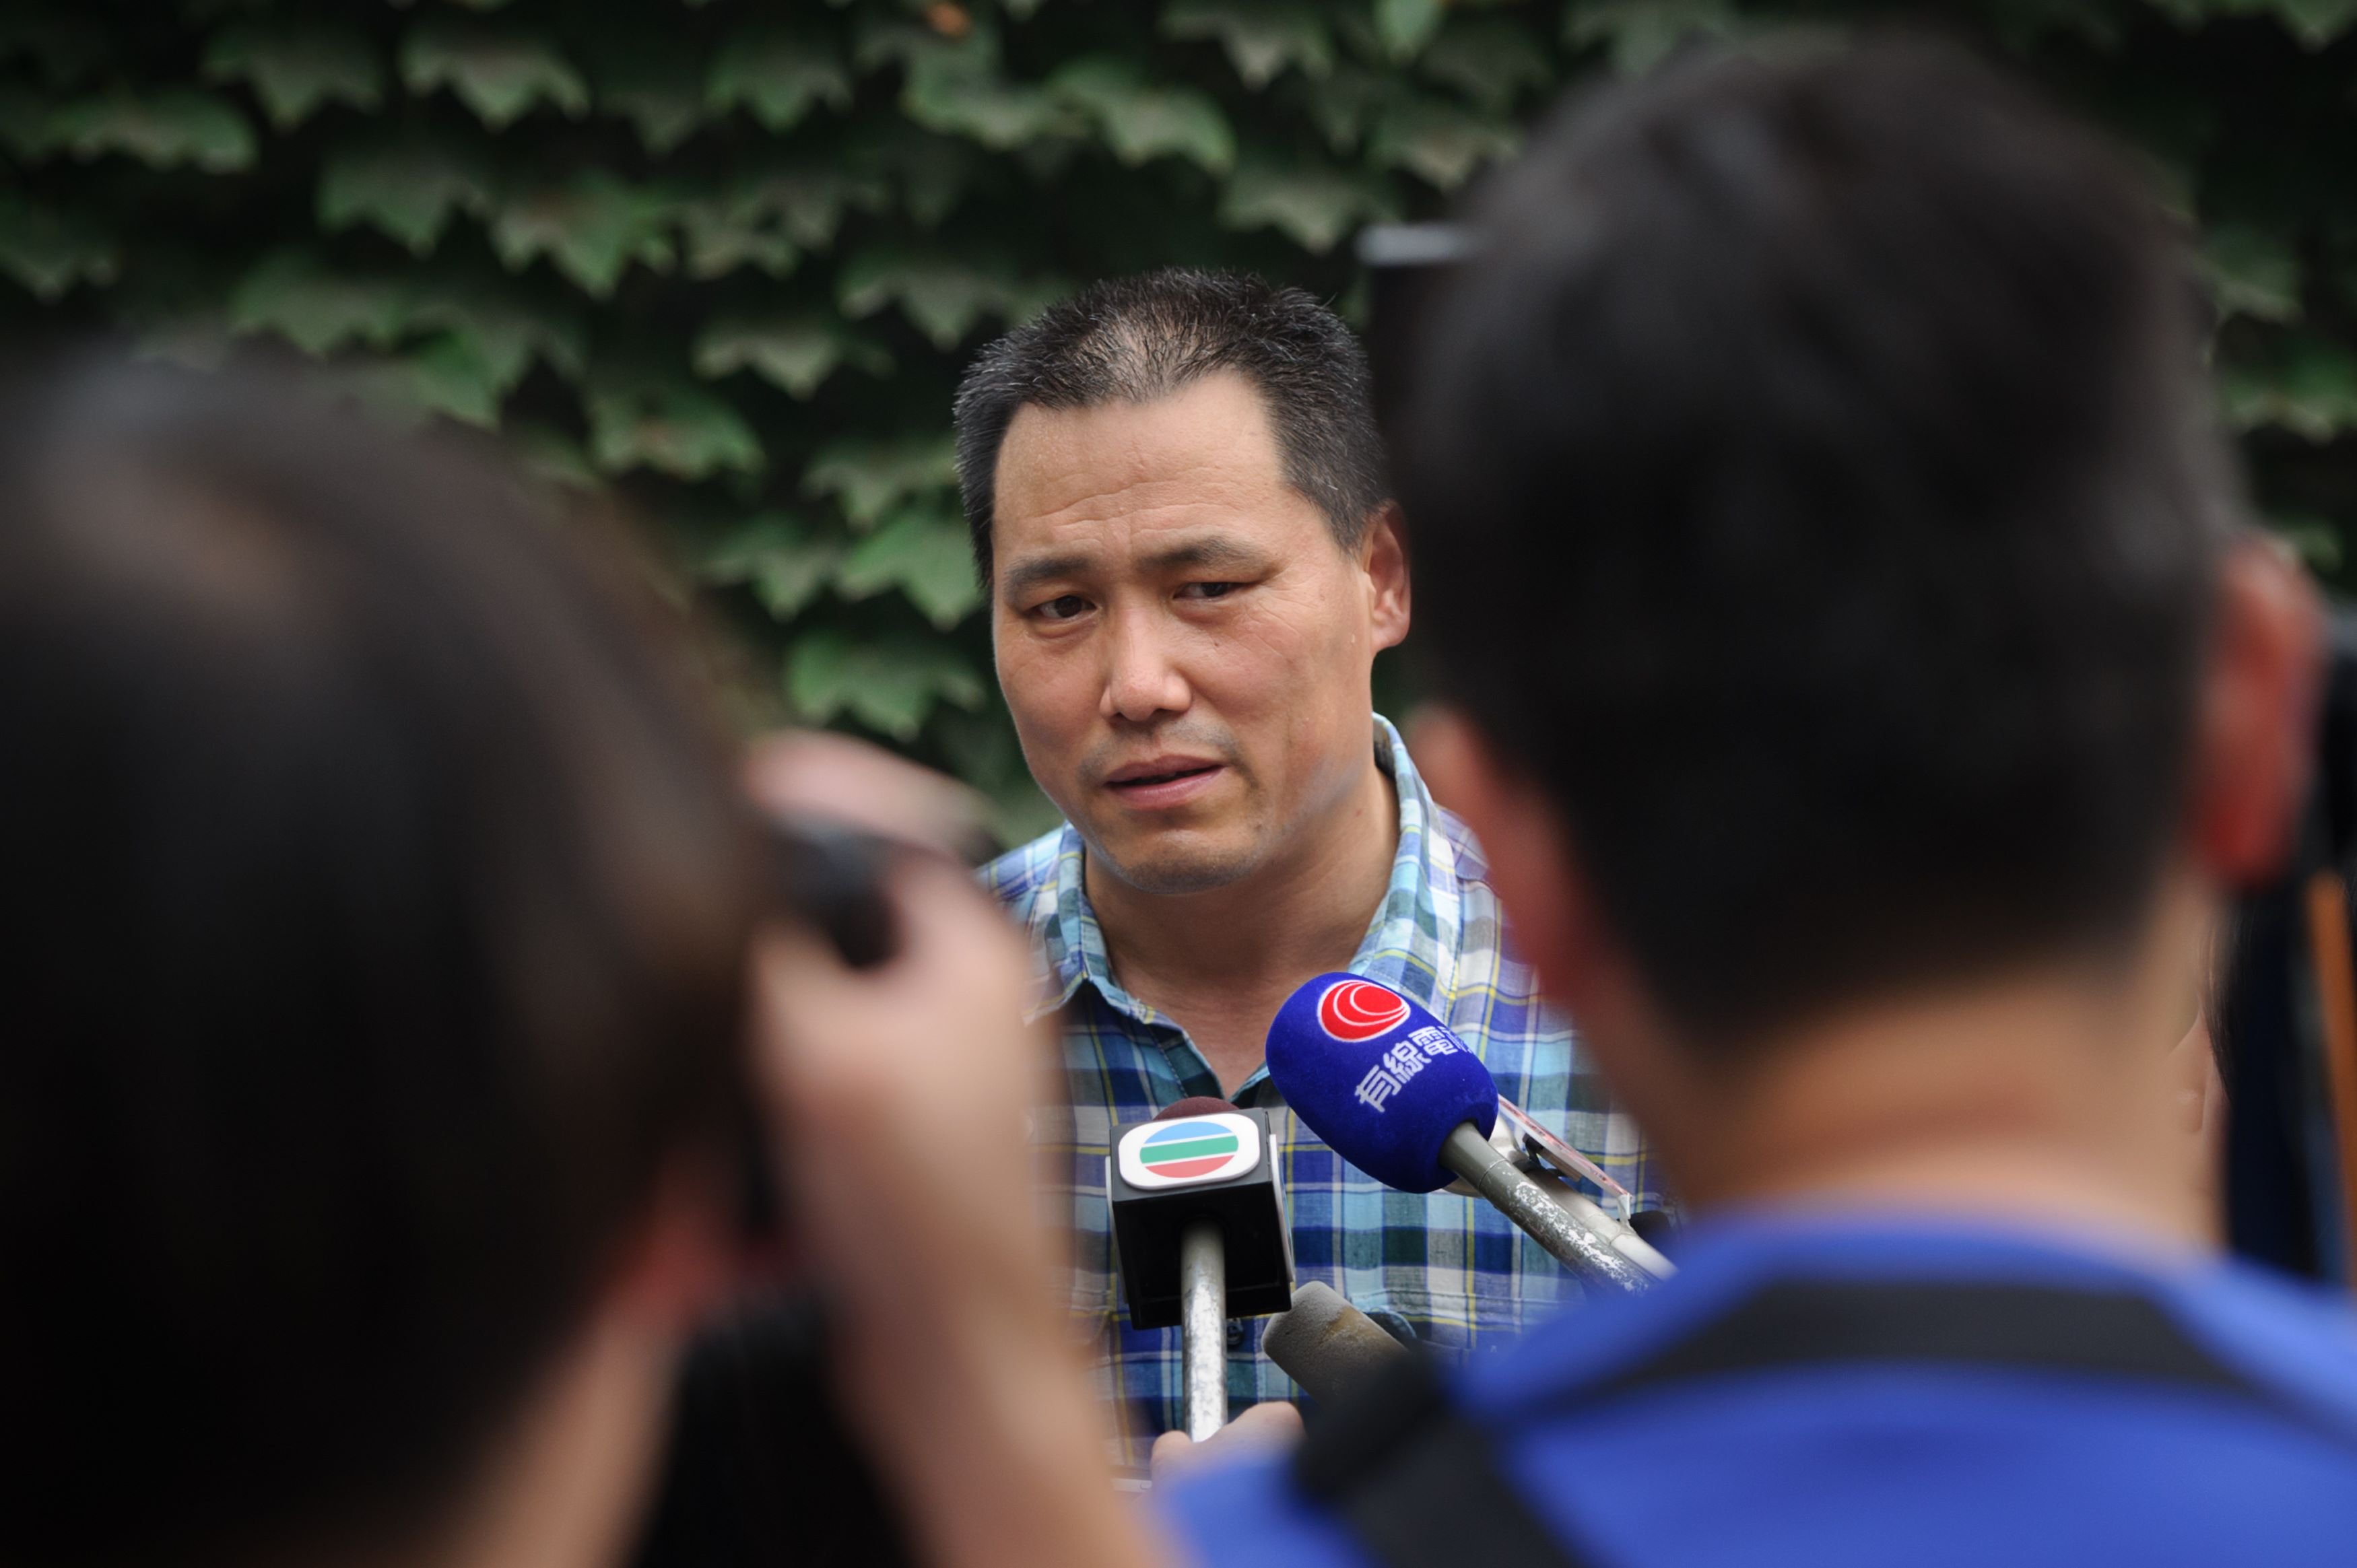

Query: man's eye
left=1177, top=581, right=1242, bottom=602
left=1034, top=594, right=1092, bottom=622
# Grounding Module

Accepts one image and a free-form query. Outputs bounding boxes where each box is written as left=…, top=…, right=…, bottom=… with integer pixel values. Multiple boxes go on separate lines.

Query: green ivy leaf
left=409, top=283, right=587, bottom=392
left=2201, top=224, right=2302, bottom=323
left=678, top=199, right=800, bottom=279
left=838, top=247, right=1023, bottom=347
left=402, top=331, right=508, bottom=427
left=1160, top=0, right=1332, bottom=90
left=47, top=88, right=256, bottom=172
left=1298, top=64, right=1383, bottom=153
left=0, top=193, right=116, bottom=299
left=835, top=505, right=984, bottom=628
left=1050, top=58, right=1236, bottom=172
left=1367, top=98, right=1517, bottom=189
left=583, top=33, right=707, bottom=154
left=227, top=250, right=415, bottom=356
left=493, top=172, right=676, bottom=296
left=707, top=26, right=851, bottom=132
left=202, top=20, right=383, bottom=129
left=1420, top=18, right=1554, bottom=115
left=1218, top=157, right=1396, bottom=253
left=801, top=433, right=958, bottom=528
left=725, top=164, right=893, bottom=250
left=400, top=20, right=588, bottom=130
left=694, top=315, right=893, bottom=399
left=507, top=422, right=600, bottom=491
left=1566, top=0, right=1738, bottom=75
left=701, top=512, right=842, bottom=620
left=788, top=627, right=985, bottom=740
left=587, top=374, right=765, bottom=480
left=2219, top=335, right=2357, bottom=442
left=317, top=135, right=494, bottom=254
left=2267, top=510, right=2344, bottom=573
left=1374, top=0, right=1446, bottom=61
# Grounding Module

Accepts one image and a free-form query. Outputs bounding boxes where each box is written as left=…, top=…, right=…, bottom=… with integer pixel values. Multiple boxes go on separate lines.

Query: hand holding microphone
left=1266, top=976, right=1671, bottom=1293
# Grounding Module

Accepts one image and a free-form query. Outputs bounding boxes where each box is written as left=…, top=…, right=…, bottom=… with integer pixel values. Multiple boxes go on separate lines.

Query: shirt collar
left=1032, top=713, right=1464, bottom=1024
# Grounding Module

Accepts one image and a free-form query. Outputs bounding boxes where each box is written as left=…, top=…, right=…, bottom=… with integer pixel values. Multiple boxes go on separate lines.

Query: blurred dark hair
left=1396, top=39, right=2230, bottom=1048
left=0, top=361, right=760, bottom=1565
left=952, top=267, right=1388, bottom=580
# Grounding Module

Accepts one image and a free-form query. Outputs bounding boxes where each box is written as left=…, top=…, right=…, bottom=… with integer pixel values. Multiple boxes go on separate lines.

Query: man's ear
left=1411, top=707, right=1605, bottom=1016
left=606, top=1152, right=739, bottom=1335
left=2188, top=537, right=2325, bottom=889
left=1362, top=503, right=1411, bottom=652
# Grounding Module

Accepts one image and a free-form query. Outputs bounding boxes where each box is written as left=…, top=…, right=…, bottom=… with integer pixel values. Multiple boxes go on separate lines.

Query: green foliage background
left=4, top=0, right=2354, bottom=841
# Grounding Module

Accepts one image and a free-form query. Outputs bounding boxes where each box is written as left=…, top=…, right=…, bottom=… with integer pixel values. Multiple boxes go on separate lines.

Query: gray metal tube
left=1441, top=1124, right=1656, bottom=1294
left=1178, top=1219, right=1228, bottom=1440
left=1263, top=1281, right=1408, bottom=1405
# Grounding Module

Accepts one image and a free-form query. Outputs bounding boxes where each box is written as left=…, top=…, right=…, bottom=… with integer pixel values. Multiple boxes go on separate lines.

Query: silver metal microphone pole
left=1441, top=1125, right=1665, bottom=1293
left=1178, top=1219, right=1228, bottom=1440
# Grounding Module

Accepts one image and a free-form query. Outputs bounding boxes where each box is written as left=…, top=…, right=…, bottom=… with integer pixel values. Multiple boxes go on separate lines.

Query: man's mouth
left=1102, top=758, right=1226, bottom=798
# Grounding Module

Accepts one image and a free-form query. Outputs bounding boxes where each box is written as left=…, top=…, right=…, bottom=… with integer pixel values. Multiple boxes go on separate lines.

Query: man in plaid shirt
left=952, top=270, right=1659, bottom=1466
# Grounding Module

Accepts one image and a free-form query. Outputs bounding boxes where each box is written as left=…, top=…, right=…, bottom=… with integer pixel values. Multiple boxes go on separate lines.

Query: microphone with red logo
left=1266, top=976, right=1668, bottom=1293
left=1107, top=1096, right=1295, bottom=1441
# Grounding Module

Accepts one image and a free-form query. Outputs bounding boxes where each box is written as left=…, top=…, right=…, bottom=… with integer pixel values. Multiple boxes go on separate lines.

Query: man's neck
left=1654, top=940, right=2215, bottom=1254
left=1085, top=757, right=1399, bottom=1095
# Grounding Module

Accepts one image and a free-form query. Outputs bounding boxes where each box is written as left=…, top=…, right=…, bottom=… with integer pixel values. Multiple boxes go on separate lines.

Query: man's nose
left=1100, top=611, right=1191, bottom=724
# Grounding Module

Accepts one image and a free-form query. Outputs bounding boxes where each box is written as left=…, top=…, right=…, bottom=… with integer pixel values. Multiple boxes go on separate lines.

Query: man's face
left=990, top=372, right=1407, bottom=895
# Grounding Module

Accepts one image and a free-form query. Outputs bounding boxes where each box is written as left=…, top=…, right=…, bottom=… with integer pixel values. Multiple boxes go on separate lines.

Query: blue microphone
left=1266, top=974, right=1666, bottom=1293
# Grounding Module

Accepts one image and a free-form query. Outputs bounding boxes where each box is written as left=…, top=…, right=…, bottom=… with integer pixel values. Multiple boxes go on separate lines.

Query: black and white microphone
left=1265, top=975, right=1671, bottom=1293
left=1107, top=1097, right=1294, bottom=1440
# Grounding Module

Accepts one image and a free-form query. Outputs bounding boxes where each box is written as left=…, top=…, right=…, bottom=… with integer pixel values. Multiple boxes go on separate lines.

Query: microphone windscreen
left=1155, top=1095, right=1240, bottom=1121
left=1264, top=975, right=1497, bottom=1192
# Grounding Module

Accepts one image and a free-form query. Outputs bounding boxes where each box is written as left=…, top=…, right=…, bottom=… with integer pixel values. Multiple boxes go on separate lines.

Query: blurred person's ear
left=1360, top=502, right=1412, bottom=652
left=608, top=1155, right=741, bottom=1333
left=2187, top=538, right=2325, bottom=888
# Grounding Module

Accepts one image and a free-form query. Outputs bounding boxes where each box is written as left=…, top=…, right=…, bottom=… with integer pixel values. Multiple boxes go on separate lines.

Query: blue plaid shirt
left=983, top=715, right=1661, bottom=1465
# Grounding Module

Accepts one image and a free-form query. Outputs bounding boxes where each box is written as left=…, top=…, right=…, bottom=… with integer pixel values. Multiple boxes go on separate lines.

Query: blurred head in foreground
left=1401, top=40, right=2319, bottom=1225
left=0, top=364, right=758, bottom=1566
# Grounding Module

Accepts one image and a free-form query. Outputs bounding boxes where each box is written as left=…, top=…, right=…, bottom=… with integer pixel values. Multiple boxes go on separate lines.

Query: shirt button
left=1226, top=1319, right=1247, bottom=1349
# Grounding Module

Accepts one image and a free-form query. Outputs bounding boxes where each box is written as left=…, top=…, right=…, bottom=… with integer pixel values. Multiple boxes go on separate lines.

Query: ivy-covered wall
left=3, top=0, right=2352, bottom=840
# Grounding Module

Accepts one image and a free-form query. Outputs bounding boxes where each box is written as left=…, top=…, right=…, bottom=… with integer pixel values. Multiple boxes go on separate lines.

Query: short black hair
left=1396, top=40, right=2230, bottom=1047
left=952, top=268, right=1388, bottom=581
left=0, top=362, right=758, bottom=1565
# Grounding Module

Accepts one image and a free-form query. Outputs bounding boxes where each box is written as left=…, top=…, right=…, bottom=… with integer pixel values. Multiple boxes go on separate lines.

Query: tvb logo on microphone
left=1116, top=1112, right=1264, bottom=1190
left=1315, top=979, right=1467, bottom=1114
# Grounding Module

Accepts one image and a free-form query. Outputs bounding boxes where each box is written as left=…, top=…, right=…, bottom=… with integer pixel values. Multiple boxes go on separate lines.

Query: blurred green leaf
left=694, top=315, right=892, bottom=399
left=403, top=331, right=508, bottom=426
left=318, top=135, right=494, bottom=254
left=1298, top=64, right=1384, bottom=153
left=228, top=250, right=414, bottom=355
left=493, top=172, right=676, bottom=296
left=1566, top=0, right=1739, bottom=74
left=789, top=627, right=985, bottom=740
left=1421, top=18, right=1553, bottom=114
left=678, top=199, right=800, bottom=280
left=1218, top=157, right=1396, bottom=252
left=836, top=505, right=984, bottom=628
left=2201, top=223, right=2302, bottom=323
left=508, top=421, right=600, bottom=491
left=202, top=20, right=382, bottom=129
left=1368, top=98, right=1517, bottom=189
left=1161, top=0, right=1331, bottom=90
left=409, top=282, right=586, bottom=390
left=708, top=26, right=851, bottom=132
left=1051, top=58, right=1236, bottom=172
left=582, top=32, right=706, bottom=154
left=400, top=20, right=588, bottom=129
left=2220, top=335, right=2357, bottom=441
left=0, top=194, right=117, bottom=299
left=1374, top=0, right=1447, bottom=61
left=2269, top=511, right=2344, bottom=572
left=48, top=88, right=255, bottom=171
left=802, top=433, right=958, bottom=528
left=838, top=248, right=1025, bottom=347
left=587, top=374, right=765, bottom=479
left=701, top=512, right=841, bottom=619
left=725, top=164, right=893, bottom=250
